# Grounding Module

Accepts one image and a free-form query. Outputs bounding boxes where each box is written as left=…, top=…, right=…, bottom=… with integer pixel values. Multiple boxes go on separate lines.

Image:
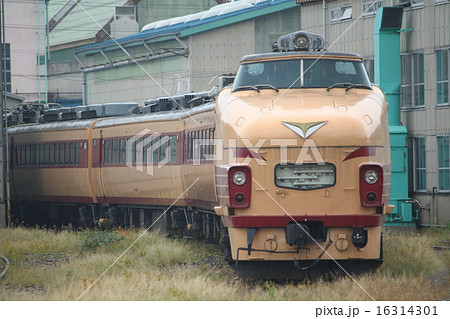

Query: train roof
left=240, top=51, right=363, bottom=63
left=8, top=102, right=215, bottom=134
left=94, top=102, right=215, bottom=128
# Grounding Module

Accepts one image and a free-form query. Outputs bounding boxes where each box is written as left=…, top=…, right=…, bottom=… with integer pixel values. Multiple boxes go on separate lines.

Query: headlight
left=232, top=171, right=247, bottom=186
left=294, top=34, right=309, bottom=49
left=364, top=170, right=378, bottom=184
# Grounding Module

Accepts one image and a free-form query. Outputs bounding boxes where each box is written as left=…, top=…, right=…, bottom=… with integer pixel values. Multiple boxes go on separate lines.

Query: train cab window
left=233, top=58, right=371, bottom=91
left=303, top=59, right=371, bottom=88
left=169, top=135, right=177, bottom=162
left=111, top=139, right=119, bottom=164
left=119, top=139, right=126, bottom=164
left=104, top=140, right=111, bottom=164
left=233, top=60, right=301, bottom=90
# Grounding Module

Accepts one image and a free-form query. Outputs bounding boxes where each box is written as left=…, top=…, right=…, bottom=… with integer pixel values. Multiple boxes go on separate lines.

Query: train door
left=90, top=127, right=107, bottom=205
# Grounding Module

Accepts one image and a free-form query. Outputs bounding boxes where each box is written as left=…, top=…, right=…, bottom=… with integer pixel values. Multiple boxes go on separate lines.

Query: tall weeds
left=0, top=226, right=448, bottom=301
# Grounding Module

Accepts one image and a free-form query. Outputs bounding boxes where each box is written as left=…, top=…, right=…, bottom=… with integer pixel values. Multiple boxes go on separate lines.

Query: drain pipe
left=323, top=0, right=326, bottom=48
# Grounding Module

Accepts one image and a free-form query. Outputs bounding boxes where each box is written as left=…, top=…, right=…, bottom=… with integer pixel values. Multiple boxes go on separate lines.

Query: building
left=48, top=0, right=218, bottom=106
left=71, top=0, right=449, bottom=226
left=2, top=0, right=47, bottom=103
left=74, top=0, right=301, bottom=104
left=297, top=0, right=449, bottom=226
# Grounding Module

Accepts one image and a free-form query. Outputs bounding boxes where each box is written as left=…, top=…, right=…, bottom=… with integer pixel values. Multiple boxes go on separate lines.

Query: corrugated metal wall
left=299, top=0, right=450, bottom=226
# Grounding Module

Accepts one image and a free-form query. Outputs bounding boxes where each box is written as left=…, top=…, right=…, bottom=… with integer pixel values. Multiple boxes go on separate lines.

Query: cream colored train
left=9, top=31, right=391, bottom=279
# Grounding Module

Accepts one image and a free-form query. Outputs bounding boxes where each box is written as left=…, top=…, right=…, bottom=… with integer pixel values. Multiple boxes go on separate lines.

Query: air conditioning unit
left=110, top=6, right=139, bottom=38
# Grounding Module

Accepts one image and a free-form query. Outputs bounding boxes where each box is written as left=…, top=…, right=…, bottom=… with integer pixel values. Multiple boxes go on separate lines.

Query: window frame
left=436, top=48, right=449, bottom=106
left=437, top=136, right=450, bottom=191
left=331, top=5, right=352, bottom=22
left=401, top=52, right=425, bottom=109
left=412, top=137, right=427, bottom=192
left=362, top=0, right=385, bottom=17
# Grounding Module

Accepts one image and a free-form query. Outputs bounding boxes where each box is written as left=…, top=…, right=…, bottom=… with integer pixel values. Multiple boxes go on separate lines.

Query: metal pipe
left=82, top=49, right=188, bottom=73
left=323, top=0, right=326, bottom=48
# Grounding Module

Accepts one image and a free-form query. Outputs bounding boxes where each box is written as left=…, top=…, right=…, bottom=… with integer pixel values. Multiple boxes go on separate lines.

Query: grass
left=0, top=226, right=448, bottom=301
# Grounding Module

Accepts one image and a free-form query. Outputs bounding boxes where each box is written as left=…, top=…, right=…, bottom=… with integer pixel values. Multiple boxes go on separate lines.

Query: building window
left=413, top=137, right=427, bottom=191
left=401, top=52, right=425, bottom=108
left=438, top=136, right=450, bottom=190
left=411, top=0, right=424, bottom=7
left=437, top=48, right=449, bottom=106
left=331, top=5, right=352, bottom=22
left=1, top=43, right=11, bottom=92
left=363, top=0, right=384, bottom=16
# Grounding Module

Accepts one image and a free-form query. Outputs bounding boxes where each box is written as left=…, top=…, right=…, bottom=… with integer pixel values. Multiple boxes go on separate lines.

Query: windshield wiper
left=233, top=85, right=260, bottom=92
left=326, top=82, right=372, bottom=92
left=254, top=84, right=279, bottom=92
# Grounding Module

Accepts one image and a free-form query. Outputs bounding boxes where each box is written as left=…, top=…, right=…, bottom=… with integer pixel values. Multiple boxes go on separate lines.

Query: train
left=8, top=31, right=392, bottom=280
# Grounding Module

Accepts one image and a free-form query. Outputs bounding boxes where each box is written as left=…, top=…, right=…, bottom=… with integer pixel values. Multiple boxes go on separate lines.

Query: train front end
left=214, top=31, right=393, bottom=279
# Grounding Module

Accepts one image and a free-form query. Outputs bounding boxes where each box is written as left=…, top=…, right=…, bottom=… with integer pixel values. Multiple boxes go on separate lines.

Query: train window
left=49, top=144, right=54, bottom=166
left=169, top=135, right=177, bottom=162
left=135, top=137, right=142, bottom=164
left=119, top=139, right=126, bottom=164
left=104, top=140, right=111, bottom=164
left=60, top=143, right=64, bottom=165
left=21, top=145, right=25, bottom=167
left=64, top=143, right=69, bottom=165
left=111, top=139, right=119, bottom=164
left=44, top=144, right=49, bottom=166
left=187, top=132, right=192, bottom=160
left=151, top=135, right=159, bottom=162
left=30, top=145, right=36, bottom=166
left=233, top=58, right=371, bottom=90
left=160, top=136, right=168, bottom=162
left=25, top=145, right=29, bottom=166
left=39, top=144, right=44, bottom=166
left=54, top=143, right=59, bottom=166
left=143, top=136, right=150, bottom=164
left=69, top=142, right=74, bottom=165
left=210, top=128, right=215, bottom=157
left=47, top=144, right=55, bottom=165
left=75, top=142, right=80, bottom=165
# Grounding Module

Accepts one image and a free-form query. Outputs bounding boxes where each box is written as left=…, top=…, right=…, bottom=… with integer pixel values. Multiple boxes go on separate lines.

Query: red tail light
left=359, top=164, right=383, bottom=207
left=215, top=165, right=251, bottom=208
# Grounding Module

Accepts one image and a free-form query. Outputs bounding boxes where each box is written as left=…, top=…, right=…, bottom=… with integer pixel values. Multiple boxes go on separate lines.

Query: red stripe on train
left=222, top=214, right=385, bottom=228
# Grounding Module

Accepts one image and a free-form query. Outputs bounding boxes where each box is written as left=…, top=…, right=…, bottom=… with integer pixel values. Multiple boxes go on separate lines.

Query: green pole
left=374, top=7, right=415, bottom=226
